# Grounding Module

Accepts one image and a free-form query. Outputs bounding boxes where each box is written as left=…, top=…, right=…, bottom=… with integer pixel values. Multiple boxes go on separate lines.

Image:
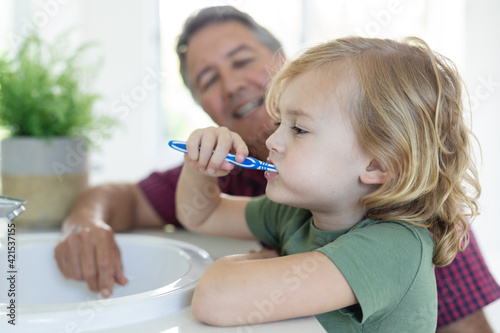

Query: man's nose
left=220, top=67, right=245, bottom=98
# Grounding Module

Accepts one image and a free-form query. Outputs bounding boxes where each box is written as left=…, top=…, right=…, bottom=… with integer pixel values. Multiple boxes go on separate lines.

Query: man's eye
left=234, top=58, right=254, bottom=68
left=201, top=75, right=218, bottom=91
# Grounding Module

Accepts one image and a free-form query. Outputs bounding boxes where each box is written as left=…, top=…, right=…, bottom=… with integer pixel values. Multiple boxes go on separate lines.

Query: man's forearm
left=62, top=183, right=138, bottom=233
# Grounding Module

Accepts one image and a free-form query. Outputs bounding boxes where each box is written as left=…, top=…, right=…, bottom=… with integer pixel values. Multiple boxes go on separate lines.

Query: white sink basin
left=0, top=232, right=212, bottom=332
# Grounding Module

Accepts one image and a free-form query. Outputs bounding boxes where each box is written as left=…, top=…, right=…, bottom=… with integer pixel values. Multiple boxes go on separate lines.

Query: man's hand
left=55, top=221, right=128, bottom=297
left=54, top=183, right=164, bottom=297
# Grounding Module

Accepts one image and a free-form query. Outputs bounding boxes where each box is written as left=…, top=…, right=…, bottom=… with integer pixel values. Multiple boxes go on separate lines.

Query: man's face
left=185, top=21, right=284, bottom=157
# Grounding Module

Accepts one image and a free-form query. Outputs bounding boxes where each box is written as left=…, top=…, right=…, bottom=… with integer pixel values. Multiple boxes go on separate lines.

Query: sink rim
left=17, top=233, right=211, bottom=309
left=1, top=232, right=213, bottom=331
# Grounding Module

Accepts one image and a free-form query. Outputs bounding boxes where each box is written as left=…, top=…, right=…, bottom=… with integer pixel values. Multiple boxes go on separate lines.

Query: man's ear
left=360, top=159, right=387, bottom=185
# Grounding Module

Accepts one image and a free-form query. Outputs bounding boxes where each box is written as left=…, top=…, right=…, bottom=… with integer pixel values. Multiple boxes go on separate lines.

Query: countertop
left=126, top=227, right=326, bottom=333
left=14, top=225, right=326, bottom=333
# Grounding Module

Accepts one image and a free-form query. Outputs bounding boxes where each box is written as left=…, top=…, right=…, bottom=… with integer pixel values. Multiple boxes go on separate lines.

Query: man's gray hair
left=176, top=6, right=283, bottom=94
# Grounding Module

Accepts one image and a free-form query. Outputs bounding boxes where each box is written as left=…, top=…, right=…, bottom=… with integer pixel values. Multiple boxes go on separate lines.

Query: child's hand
left=184, top=126, right=249, bottom=177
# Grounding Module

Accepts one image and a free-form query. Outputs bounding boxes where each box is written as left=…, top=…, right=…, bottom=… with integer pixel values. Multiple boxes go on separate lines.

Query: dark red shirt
left=138, top=165, right=500, bottom=328
left=138, top=165, right=267, bottom=227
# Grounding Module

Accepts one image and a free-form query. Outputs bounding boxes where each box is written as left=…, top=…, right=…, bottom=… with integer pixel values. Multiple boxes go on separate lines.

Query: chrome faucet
left=0, top=196, right=27, bottom=221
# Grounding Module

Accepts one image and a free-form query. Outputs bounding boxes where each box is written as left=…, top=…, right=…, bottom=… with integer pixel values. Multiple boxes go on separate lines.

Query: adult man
left=55, top=6, right=499, bottom=332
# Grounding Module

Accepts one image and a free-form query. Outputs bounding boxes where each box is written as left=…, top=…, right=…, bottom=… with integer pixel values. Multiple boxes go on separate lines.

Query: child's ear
left=360, top=159, right=387, bottom=185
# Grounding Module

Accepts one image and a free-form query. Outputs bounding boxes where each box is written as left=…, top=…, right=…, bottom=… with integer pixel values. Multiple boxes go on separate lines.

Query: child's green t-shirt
left=245, top=195, right=437, bottom=333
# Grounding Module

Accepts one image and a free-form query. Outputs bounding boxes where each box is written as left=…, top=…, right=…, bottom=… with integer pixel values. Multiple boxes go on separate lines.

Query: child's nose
left=266, top=127, right=283, bottom=153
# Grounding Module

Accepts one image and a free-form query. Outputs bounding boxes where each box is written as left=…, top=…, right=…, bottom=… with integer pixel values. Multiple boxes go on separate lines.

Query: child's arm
left=176, top=127, right=357, bottom=325
left=175, top=126, right=257, bottom=240
left=192, top=251, right=358, bottom=326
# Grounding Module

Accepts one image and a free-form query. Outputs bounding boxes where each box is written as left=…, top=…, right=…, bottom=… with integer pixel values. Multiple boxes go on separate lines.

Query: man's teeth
left=234, top=98, right=264, bottom=118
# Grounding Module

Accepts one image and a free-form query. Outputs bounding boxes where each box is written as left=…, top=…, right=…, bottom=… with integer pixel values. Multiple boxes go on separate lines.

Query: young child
left=175, top=36, right=480, bottom=332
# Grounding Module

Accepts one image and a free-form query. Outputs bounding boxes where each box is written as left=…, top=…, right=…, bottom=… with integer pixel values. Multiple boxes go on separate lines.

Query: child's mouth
left=264, top=170, right=279, bottom=180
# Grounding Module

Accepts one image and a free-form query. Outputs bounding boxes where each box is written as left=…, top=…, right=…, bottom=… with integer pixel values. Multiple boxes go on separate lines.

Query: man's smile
left=233, top=97, right=264, bottom=119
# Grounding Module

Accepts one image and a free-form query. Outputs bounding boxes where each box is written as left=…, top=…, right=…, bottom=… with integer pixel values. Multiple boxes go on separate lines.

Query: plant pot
left=1, top=137, right=88, bottom=228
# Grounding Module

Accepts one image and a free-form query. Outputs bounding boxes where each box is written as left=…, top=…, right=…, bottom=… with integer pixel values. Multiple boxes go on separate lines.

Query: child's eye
left=291, top=126, right=308, bottom=135
left=274, top=120, right=282, bottom=128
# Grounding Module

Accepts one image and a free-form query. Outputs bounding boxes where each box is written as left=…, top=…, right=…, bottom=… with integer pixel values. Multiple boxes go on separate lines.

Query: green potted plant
left=0, top=32, right=110, bottom=228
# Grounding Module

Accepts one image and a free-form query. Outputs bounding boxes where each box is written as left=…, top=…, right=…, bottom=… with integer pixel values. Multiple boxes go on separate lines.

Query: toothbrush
left=168, top=140, right=277, bottom=172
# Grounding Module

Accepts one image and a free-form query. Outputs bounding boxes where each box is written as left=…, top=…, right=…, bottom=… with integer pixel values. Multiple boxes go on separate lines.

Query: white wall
left=7, top=0, right=181, bottom=184
left=464, top=0, right=500, bottom=326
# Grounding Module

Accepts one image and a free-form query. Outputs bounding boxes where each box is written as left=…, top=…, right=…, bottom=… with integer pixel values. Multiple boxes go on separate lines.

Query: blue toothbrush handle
left=169, top=140, right=189, bottom=154
left=224, top=155, right=277, bottom=172
left=168, top=140, right=277, bottom=172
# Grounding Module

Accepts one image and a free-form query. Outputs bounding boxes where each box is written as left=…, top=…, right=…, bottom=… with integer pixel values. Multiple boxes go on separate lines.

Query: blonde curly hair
left=266, top=36, right=481, bottom=267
